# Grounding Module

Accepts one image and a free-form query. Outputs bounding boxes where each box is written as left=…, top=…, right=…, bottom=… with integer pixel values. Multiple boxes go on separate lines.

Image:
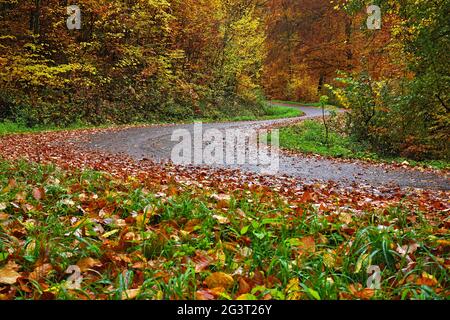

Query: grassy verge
left=0, top=120, right=111, bottom=136
left=278, top=120, right=450, bottom=170
left=230, top=105, right=304, bottom=121
left=0, top=105, right=304, bottom=136
left=270, top=100, right=321, bottom=107
left=0, top=159, right=448, bottom=300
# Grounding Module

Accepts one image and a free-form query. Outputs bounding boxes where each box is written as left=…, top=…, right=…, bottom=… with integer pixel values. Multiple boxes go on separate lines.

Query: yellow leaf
left=323, top=251, right=336, bottom=269
left=285, top=278, right=303, bottom=300
left=76, top=257, right=102, bottom=272
left=236, top=293, right=257, bottom=300
left=0, top=261, right=21, bottom=285
left=121, top=288, right=140, bottom=300
left=205, top=272, right=234, bottom=290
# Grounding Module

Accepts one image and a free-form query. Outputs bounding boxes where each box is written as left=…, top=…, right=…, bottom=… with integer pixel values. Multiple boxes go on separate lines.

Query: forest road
left=83, top=103, right=450, bottom=190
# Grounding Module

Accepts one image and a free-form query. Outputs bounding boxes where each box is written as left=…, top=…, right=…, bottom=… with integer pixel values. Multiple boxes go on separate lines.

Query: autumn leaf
left=348, top=284, right=375, bottom=300
left=396, top=243, right=420, bottom=257
left=29, top=263, right=53, bottom=282
left=32, top=187, right=44, bottom=200
left=211, top=194, right=231, bottom=202
left=237, top=277, right=251, bottom=295
left=205, top=272, right=234, bottom=290
left=195, top=289, right=215, bottom=300
left=285, top=278, right=303, bottom=300
left=0, top=261, right=21, bottom=285
left=192, top=251, right=214, bottom=273
left=415, top=272, right=439, bottom=287
left=289, top=236, right=316, bottom=255
left=213, top=214, right=230, bottom=225
left=121, top=288, right=141, bottom=300
left=76, top=257, right=102, bottom=272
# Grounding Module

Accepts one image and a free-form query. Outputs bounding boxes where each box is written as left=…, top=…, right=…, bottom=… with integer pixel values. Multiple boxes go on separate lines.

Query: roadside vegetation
left=278, top=118, right=450, bottom=171
left=0, top=160, right=448, bottom=300
left=0, top=104, right=303, bottom=136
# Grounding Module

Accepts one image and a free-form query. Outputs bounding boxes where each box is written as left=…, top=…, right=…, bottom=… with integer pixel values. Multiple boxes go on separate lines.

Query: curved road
left=84, top=104, right=449, bottom=190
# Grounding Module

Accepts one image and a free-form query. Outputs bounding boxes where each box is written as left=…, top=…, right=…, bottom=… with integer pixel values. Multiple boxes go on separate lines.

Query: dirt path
left=83, top=105, right=449, bottom=190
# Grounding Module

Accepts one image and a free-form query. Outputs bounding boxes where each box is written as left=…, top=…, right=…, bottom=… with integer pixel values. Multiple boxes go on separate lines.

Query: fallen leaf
left=285, top=278, right=303, bottom=300
left=348, top=284, right=375, bottom=300
left=76, top=257, right=102, bottom=272
left=0, top=261, right=21, bottom=285
left=237, top=277, right=251, bottom=295
left=121, top=288, right=140, bottom=300
left=192, top=252, right=213, bottom=273
left=212, top=215, right=230, bottom=225
left=211, top=194, right=231, bottom=202
left=415, top=272, right=439, bottom=287
left=396, top=243, right=420, bottom=257
left=205, top=272, right=234, bottom=290
left=290, top=236, right=315, bottom=255
left=29, top=263, right=53, bottom=282
left=196, top=289, right=215, bottom=300
left=32, top=187, right=44, bottom=200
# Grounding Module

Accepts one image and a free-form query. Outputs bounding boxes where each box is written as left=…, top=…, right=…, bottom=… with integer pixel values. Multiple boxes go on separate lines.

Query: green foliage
left=279, top=120, right=362, bottom=158
left=278, top=119, right=449, bottom=170
left=336, top=0, right=450, bottom=160
left=330, top=69, right=449, bottom=160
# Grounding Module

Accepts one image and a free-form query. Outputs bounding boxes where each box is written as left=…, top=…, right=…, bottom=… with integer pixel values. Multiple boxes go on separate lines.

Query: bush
left=329, top=72, right=449, bottom=160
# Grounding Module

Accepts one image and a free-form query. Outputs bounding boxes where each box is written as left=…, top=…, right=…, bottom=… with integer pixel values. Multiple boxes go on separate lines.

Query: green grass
left=230, top=105, right=304, bottom=121
left=278, top=120, right=450, bottom=170
left=0, top=159, right=448, bottom=300
left=0, top=105, right=304, bottom=136
left=0, top=120, right=106, bottom=136
left=270, top=100, right=321, bottom=107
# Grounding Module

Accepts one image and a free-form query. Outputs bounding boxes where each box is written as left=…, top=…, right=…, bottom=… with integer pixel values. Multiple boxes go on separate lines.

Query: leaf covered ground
left=0, top=129, right=449, bottom=300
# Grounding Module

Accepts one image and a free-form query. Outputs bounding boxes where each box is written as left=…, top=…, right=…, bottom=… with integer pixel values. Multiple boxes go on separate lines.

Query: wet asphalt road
left=84, top=105, right=449, bottom=190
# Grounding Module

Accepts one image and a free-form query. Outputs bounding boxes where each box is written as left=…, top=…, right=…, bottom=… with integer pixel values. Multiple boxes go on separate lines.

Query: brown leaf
left=205, top=272, right=234, bottom=290
left=348, top=284, right=375, bottom=300
left=415, top=272, right=439, bottom=287
left=195, top=289, right=215, bottom=300
left=237, top=277, right=251, bottom=295
left=0, top=261, right=21, bottom=285
left=29, top=263, right=53, bottom=282
left=300, top=190, right=312, bottom=203
left=8, top=179, right=17, bottom=188
left=291, top=236, right=316, bottom=255
left=184, top=219, right=202, bottom=233
left=192, top=252, right=213, bottom=273
left=76, top=257, right=102, bottom=272
left=32, top=187, right=44, bottom=200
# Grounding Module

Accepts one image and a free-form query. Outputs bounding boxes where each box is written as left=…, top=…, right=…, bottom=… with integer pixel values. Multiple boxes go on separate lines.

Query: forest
left=0, top=0, right=449, bottom=302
